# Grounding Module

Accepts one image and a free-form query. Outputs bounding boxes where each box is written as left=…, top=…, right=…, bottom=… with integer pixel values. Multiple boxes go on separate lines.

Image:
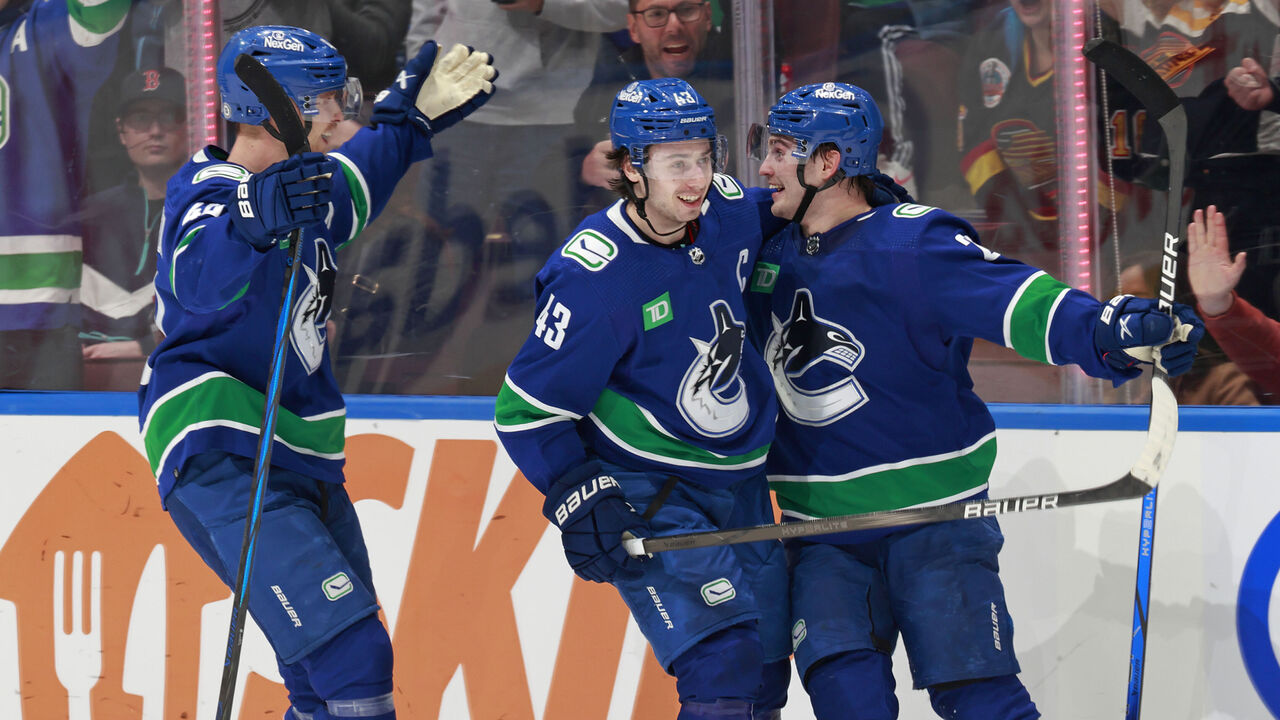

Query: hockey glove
left=1094, top=294, right=1205, bottom=379
left=542, top=461, right=648, bottom=584
left=230, top=152, right=338, bottom=251
left=371, top=41, right=497, bottom=138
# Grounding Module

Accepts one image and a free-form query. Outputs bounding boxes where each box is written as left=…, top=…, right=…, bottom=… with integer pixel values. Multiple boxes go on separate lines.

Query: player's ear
left=820, top=146, right=842, bottom=180
left=622, top=159, right=643, bottom=184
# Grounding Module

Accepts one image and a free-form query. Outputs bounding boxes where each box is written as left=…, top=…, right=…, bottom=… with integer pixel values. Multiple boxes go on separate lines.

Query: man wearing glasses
left=79, top=68, right=190, bottom=385
left=576, top=0, right=735, bottom=194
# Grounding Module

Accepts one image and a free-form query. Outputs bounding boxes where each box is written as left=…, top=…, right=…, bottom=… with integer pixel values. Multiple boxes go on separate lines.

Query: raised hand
left=230, top=152, right=337, bottom=250
left=542, top=462, right=648, bottom=583
left=415, top=43, right=498, bottom=133
left=1187, top=205, right=1247, bottom=316
left=372, top=41, right=497, bottom=137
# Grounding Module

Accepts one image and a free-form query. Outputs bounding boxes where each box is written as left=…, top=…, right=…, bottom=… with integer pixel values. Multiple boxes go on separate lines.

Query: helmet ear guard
left=217, top=25, right=351, bottom=125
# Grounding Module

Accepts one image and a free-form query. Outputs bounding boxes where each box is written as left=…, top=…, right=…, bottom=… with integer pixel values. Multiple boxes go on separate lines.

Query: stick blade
left=1083, top=38, right=1180, bottom=120
left=1128, top=374, right=1179, bottom=485
left=233, top=54, right=310, bottom=156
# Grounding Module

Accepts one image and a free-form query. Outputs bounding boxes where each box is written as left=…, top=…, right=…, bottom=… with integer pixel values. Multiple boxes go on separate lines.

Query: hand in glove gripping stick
left=542, top=462, right=649, bottom=584
left=230, top=152, right=338, bottom=251
left=372, top=41, right=497, bottom=137
left=1094, top=294, right=1206, bottom=379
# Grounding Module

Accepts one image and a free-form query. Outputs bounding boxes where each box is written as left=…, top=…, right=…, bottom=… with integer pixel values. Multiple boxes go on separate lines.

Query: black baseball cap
left=117, top=67, right=187, bottom=116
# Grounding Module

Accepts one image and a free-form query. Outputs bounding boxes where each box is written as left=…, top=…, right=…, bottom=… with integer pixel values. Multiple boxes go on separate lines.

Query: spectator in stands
left=1188, top=205, right=1280, bottom=402
left=1101, top=0, right=1280, bottom=322
left=406, top=0, right=627, bottom=239
left=79, top=67, right=189, bottom=390
left=575, top=0, right=734, bottom=192
left=0, top=0, right=132, bottom=390
left=390, top=0, right=627, bottom=394
left=957, top=0, right=1066, bottom=264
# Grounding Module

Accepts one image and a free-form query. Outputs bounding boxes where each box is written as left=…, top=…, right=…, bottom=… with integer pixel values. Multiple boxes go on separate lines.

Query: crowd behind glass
left=4, top=0, right=1277, bottom=405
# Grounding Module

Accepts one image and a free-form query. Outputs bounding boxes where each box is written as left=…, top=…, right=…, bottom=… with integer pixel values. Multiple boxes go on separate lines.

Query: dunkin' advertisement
left=1, top=399, right=1278, bottom=719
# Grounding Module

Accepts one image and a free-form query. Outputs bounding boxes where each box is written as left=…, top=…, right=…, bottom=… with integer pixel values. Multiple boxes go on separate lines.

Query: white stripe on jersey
left=0, top=235, right=81, bottom=254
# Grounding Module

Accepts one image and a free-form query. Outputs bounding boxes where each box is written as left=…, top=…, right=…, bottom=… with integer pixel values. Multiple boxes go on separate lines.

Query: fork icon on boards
left=53, top=550, right=102, bottom=720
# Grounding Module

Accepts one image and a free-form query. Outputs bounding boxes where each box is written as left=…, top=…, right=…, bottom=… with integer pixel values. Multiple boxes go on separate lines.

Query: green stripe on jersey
left=772, top=436, right=997, bottom=517
left=1007, top=272, right=1071, bottom=364
left=495, top=380, right=565, bottom=428
left=143, top=374, right=345, bottom=475
left=330, top=153, right=370, bottom=247
left=590, top=389, right=769, bottom=470
left=0, top=250, right=81, bottom=290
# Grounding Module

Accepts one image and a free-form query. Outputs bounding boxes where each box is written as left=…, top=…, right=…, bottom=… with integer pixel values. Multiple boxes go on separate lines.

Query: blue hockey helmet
left=761, top=82, right=883, bottom=176
left=217, top=26, right=350, bottom=124
left=610, top=78, right=724, bottom=170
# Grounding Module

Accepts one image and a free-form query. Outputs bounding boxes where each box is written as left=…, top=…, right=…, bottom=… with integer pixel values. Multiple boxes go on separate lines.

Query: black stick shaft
left=215, top=53, right=312, bottom=720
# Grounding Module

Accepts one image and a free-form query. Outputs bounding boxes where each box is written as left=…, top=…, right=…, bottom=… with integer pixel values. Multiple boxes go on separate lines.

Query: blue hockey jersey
left=0, top=0, right=130, bottom=331
left=139, top=122, right=433, bottom=499
left=494, top=176, right=785, bottom=493
left=749, top=202, right=1127, bottom=523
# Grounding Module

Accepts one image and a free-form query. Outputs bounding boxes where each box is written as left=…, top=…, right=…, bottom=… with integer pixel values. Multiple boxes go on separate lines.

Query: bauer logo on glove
left=230, top=152, right=338, bottom=250
left=541, top=462, right=648, bottom=584
left=551, top=474, right=622, bottom=526
left=1094, top=294, right=1206, bottom=379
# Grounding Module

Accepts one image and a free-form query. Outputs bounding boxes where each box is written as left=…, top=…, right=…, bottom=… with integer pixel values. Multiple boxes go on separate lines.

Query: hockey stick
left=1081, top=37, right=1187, bottom=720
left=621, top=41, right=1187, bottom=561
left=215, top=54, right=312, bottom=720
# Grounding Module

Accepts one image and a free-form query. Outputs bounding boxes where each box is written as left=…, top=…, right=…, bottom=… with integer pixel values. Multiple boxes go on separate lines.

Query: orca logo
left=1237, top=510, right=1280, bottom=716
left=765, top=288, right=867, bottom=425
left=676, top=301, right=750, bottom=437
left=291, top=238, right=336, bottom=375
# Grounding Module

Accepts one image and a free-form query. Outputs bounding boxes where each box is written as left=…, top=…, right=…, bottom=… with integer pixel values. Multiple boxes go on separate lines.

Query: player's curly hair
left=605, top=146, right=634, bottom=198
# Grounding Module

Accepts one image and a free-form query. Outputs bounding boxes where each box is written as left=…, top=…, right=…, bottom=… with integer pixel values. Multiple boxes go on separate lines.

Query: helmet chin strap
left=790, top=161, right=845, bottom=227
left=626, top=173, right=688, bottom=241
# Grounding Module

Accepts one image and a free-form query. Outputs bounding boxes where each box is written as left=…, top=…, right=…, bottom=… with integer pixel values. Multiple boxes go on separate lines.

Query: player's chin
left=768, top=190, right=793, bottom=217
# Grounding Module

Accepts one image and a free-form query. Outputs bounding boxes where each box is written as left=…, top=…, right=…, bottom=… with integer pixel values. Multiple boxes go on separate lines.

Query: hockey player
left=0, top=0, right=132, bottom=389
left=139, top=26, right=495, bottom=720
left=747, top=82, right=1206, bottom=720
left=494, top=77, right=790, bottom=719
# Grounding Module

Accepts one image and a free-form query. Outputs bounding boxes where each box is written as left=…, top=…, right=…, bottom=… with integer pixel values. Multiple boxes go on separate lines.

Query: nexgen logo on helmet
left=262, top=30, right=306, bottom=52
left=813, top=84, right=858, bottom=101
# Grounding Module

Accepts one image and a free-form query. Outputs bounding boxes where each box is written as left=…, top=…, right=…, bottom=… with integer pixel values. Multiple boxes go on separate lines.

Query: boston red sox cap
left=117, top=67, right=187, bottom=116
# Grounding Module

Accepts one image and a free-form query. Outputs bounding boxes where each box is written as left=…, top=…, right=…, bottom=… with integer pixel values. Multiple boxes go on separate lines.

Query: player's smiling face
left=626, top=139, right=714, bottom=235
left=757, top=134, right=803, bottom=218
